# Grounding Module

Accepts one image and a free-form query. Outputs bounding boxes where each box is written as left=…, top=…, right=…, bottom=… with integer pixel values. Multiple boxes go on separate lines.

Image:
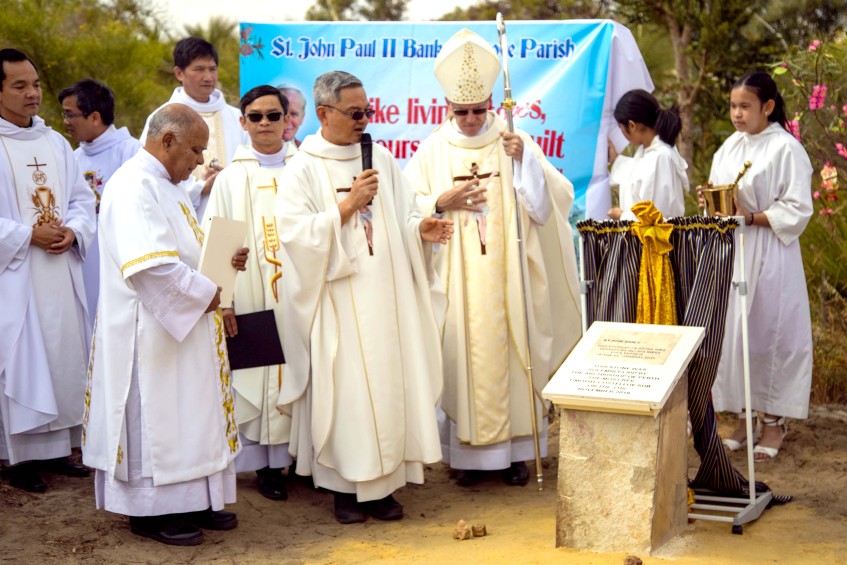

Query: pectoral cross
left=452, top=162, right=494, bottom=255
left=336, top=181, right=374, bottom=256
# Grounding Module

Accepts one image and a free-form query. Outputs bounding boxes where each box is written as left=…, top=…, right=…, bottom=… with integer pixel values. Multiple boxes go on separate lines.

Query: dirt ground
left=1, top=405, right=845, bottom=565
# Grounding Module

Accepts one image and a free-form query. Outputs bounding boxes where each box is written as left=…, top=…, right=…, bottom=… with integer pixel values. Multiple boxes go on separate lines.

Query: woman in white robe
left=708, top=72, right=813, bottom=461
left=608, top=89, right=688, bottom=221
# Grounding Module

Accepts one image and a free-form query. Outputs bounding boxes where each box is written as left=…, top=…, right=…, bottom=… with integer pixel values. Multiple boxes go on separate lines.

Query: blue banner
left=239, top=21, right=626, bottom=219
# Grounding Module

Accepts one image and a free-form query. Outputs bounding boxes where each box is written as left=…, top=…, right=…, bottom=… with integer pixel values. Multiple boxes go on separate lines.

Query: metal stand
left=687, top=217, right=773, bottom=534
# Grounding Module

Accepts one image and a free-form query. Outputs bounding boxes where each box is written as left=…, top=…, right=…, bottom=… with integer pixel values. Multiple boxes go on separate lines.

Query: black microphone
left=361, top=133, right=373, bottom=204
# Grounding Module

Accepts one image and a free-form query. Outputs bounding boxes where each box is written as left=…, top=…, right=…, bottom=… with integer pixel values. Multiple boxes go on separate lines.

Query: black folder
left=225, top=310, right=285, bottom=371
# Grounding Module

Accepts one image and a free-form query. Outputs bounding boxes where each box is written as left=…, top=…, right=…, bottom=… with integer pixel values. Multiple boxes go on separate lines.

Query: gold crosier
left=497, top=13, right=543, bottom=490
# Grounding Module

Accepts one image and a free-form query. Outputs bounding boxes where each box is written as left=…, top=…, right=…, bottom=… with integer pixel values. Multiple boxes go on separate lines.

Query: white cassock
left=0, top=116, right=94, bottom=465
left=711, top=122, right=813, bottom=419
left=276, top=131, right=444, bottom=502
left=202, top=142, right=297, bottom=473
left=83, top=149, right=240, bottom=516
left=75, top=124, right=141, bottom=327
left=609, top=135, right=689, bottom=221
left=404, top=112, right=581, bottom=470
left=140, top=87, right=248, bottom=217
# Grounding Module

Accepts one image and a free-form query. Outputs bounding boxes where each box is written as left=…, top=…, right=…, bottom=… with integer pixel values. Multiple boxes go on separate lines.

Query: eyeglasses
left=244, top=112, right=284, bottom=123
left=62, top=110, right=87, bottom=120
left=323, top=105, right=375, bottom=121
left=452, top=107, right=488, bottom=116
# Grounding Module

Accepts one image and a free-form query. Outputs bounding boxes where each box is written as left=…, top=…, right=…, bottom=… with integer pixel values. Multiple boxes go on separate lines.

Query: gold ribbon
left=630, top=201, right=677, bottom=326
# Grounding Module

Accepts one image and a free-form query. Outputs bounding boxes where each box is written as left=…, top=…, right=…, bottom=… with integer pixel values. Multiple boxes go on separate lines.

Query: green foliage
left=774, top=36, right=847, bottom=401
left=440, top=0, right=610, bottom=21
left=0, top=0, right=173, bottom=139
left=306, top=0, right=408, bottom=21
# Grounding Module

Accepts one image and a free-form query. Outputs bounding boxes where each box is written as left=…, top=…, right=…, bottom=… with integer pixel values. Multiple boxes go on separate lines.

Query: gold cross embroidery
left=257, top=178, right=279, bottom=195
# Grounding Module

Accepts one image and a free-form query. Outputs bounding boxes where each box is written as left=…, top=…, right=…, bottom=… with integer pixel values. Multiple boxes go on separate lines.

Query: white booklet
left=198, top=216, right=248, bottom=307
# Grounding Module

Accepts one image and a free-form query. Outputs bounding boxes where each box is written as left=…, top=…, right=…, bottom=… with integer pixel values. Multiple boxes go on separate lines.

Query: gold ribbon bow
left=630, top=201, right=677, bottom=326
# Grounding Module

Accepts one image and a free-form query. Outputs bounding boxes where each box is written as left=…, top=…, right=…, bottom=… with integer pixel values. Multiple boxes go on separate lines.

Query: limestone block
left=555, top=376, right=688, bottom=554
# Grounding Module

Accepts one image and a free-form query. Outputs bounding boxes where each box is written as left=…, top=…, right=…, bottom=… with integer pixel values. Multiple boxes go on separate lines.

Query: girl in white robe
left=709, top=72, right=813, bottom=461
left=608, top=89, right=689, bottom=221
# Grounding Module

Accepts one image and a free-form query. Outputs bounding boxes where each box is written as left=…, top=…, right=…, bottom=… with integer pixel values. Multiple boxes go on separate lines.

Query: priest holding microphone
left=275, top=71, right=453, bottom=524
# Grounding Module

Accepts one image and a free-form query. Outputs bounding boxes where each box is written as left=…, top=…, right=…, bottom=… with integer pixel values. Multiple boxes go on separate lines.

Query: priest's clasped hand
left=500, top=131, right=524, bottom=160
left=31, top=219, right=76, bottom=255
left=231, top=247, right=249, bottom=271
left=435, top=178, right=487, bottom=213
left=419, top=217, right=454, bottom=245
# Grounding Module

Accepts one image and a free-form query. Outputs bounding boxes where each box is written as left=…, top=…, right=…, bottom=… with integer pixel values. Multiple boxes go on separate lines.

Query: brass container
left=702, top=184, right=736, bottom=216
left=701, top=160, right=752, bottom=217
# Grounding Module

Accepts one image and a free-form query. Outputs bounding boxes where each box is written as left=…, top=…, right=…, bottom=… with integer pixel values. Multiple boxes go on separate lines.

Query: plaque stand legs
left=687, top=218, right=774, bottom=534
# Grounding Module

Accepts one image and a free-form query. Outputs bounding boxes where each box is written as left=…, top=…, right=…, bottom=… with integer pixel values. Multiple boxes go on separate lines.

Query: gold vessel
left=702, top=160, right=752, bottom=216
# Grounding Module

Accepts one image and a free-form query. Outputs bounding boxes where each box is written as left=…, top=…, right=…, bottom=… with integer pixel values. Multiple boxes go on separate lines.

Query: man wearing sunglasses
left=405, top=29, right=581, bottom=488
left=140, top=37, right=248, bottom=218
left=202, top=85, right=298, bottom=503
left=276, top=70, right=453, bottom=524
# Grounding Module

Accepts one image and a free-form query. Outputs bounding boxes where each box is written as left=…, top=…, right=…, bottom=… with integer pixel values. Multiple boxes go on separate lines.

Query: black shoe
left=129, top=515, right=204, bottom=546
left=333, top=492, right=367, bottom=524
left=180, top=508, right=238, bottom=530
left=502, top=461, right=529, bottom=486
left=256, top=467, right=288, bottom=501
left=40, top=457, right=91, bottom=477
left=366, top=494, right=403, bottom=521
left=456, top=469, right=486, bottom=487
left=2, top=463, right=47, bottom=493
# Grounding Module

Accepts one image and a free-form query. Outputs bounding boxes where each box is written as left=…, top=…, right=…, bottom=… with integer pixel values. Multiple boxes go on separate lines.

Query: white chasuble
left=203, top=144, right=297, bottom=448
left=710, top=123, right=814, bottom=419
left=0, top=117, right=94, bottom=464
left=84, top=149, right=239, bottom=487
left=405, top=112, right=581, bottom=447
left=276, top=132, right=444, bottom=501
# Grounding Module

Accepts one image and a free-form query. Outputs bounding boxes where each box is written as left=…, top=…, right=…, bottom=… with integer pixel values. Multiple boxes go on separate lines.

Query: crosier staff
left=497, top=12, right=543, bottom=491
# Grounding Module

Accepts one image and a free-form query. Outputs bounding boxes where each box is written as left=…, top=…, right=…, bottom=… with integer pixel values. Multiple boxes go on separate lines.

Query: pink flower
left=809, top=85, right=828, bottom=110
left=240, top=44, right=254, bottom=56
left=813, top=191, right=821, bottom=200
left=837, top=143, right=847, bottom=160
left=808, top=39, right=821, bottom=52
left=819, top=208, right=834, bottom=216
left=787, top=118, right=801, bottom=141
left=241, top=26, right=253, bottom=40
left=843, top=105, right=847, bottom=116
left=780, top=62, right=787, bottom=68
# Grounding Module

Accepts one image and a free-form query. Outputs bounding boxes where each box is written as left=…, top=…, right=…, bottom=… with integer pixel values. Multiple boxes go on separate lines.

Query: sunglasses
left=245, top=112, right=284, bottom=123
left=452, top=108, right=488, bottom=116
left=324, top=105, right=376, bottom=121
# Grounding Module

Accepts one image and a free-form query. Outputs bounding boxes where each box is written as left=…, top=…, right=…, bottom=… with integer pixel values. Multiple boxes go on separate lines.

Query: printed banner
left=239, top=20, right=648, bottom=219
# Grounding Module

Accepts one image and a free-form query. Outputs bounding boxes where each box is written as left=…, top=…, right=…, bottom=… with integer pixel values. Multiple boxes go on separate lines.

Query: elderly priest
left=83, top=104, right=248, bottom=546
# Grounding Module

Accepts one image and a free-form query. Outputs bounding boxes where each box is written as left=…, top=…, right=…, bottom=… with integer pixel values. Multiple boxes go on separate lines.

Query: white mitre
left=434, top=28, right=501, bottom=104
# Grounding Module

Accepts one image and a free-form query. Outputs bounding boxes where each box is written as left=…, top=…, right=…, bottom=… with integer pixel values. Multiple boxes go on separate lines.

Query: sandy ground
left=1, top=405, right=845, bottom=564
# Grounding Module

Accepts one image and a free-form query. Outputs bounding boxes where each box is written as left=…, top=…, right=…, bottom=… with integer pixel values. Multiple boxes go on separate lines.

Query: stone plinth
left=555, top=375, right=688, bottom=554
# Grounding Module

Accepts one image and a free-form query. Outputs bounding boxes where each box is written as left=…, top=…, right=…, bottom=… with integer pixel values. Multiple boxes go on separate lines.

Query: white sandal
left=722, top=413, right=759, bottom=452
left=753, top=416, right=787, bottom=462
